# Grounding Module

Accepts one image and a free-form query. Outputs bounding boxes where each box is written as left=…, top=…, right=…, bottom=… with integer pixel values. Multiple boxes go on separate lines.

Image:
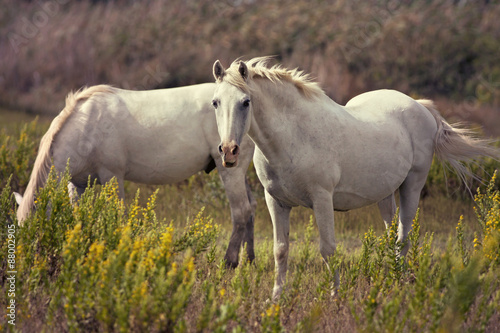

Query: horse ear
left=213, top=60, right=225, bottom=81
left=238, top=61, right=248, bottom=80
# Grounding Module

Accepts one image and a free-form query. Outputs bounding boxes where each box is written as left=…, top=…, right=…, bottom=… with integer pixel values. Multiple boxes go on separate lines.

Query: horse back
left=51, top=84, right=220, bottom=185
left=345, top=90, right=436, bottom=127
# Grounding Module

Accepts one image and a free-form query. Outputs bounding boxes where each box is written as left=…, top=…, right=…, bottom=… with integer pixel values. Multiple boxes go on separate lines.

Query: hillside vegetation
left=1, top=0, right=499, bottom=118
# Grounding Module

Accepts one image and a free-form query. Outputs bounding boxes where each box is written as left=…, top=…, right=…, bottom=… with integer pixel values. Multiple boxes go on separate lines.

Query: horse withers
left=212, top=57, right=499, bottom=301
left=16, top=83, right=256, bottom=268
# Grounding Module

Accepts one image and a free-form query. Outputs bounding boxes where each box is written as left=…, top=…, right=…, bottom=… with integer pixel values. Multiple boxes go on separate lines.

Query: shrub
left=0, top=118, right=44, bottom=192
left=0, top=167, right=220, bottom=332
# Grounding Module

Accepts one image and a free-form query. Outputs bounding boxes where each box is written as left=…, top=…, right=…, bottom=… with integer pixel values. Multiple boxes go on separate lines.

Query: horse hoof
left=224, top=260, right=238, bottom=269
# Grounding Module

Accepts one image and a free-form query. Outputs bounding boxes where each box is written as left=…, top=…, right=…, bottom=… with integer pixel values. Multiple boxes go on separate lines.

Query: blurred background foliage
left=0, top=0, right=499, bottom=120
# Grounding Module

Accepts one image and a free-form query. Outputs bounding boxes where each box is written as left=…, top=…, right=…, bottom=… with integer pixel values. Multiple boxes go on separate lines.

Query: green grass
left=1, top=114, right=500, bottom=332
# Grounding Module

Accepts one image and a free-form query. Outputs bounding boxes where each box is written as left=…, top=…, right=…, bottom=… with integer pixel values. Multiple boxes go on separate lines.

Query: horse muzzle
left=219, top=141, right=240, bottom=168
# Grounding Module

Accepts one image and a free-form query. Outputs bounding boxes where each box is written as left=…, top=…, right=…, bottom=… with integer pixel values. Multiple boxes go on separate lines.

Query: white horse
left=211, top=57, right=499, bottom=300
left=15, top=83, right=256, bottom=268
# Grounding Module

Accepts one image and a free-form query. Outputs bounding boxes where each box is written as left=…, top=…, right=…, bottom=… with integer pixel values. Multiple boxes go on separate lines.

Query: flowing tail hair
left=16, top=85, right=115, bottom=225
left=417, top=99, right=499, bottom=188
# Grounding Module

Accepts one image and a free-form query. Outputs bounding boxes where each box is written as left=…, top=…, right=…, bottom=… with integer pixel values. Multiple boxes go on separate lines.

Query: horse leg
left=244, top=179, right=257, bottom=261
left=312, top=191, right=339, bottom=296
left=67, top=182, right=86, bottom=204
left=377, top=193, right=397, bottom=229
left=398, top=170, right=429, bottom=255
left=218, top=167, right=255, bottom=268
left=265, top=190, right=291, bottom=302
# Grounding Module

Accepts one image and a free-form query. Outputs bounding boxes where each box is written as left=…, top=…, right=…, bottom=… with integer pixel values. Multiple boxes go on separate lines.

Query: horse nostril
left=218, top=144, right=223, bottom=154
left=231, top=145, right=239, bottom=156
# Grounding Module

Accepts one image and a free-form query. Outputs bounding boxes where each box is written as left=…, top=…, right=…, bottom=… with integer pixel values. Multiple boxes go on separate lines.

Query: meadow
left=0, top=107, right=499, bottom=332
left=1, top=0, right=500, bottom=331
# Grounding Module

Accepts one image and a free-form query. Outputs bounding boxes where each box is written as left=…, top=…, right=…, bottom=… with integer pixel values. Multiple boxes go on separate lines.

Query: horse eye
left=212, top=100, right=218, bottom=109
left=242, top=99, right=250, bottom=108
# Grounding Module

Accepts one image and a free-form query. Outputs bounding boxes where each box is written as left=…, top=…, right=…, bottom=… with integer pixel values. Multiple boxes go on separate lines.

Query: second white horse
left=16, top=83, right=256, bottom=268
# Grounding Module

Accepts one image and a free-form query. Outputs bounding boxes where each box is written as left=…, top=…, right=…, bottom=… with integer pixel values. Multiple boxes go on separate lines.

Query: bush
left=0, top=118, right=45, bottom=192
left=0, top=167, right=220, bottom=332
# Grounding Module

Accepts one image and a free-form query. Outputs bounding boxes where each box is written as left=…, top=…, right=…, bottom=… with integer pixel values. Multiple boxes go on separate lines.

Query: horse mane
left=223, top=56, right=325, bottom=100
left=17, top=84, right=115, bottom=224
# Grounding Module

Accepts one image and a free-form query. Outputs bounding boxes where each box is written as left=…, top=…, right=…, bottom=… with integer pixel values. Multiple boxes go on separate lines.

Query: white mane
left=221, top=56, right=325, bottom=99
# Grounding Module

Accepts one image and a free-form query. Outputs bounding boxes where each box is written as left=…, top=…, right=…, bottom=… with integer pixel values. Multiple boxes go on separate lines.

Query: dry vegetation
left=1, top=0, right=499, bottom=125
left=0, top=119, right=499, bottom=332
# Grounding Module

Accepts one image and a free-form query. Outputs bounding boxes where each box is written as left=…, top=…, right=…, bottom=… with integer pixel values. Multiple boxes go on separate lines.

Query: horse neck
left=247, top=79, right=341, bottom=159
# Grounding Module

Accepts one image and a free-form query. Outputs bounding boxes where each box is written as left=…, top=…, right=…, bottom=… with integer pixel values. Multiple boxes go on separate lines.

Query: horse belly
left=332, top=171, right=403, bottom=210
left=332, top=136, right=413, bottom=211
left=333, top=158, right=411, bottom=211
left=124, top=149, right=210, bottom=185
left=332, top=192, right=381, bottom=211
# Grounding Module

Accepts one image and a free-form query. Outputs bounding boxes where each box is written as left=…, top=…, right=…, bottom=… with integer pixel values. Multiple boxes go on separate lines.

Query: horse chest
left=254, top=155, right=313, bottom=208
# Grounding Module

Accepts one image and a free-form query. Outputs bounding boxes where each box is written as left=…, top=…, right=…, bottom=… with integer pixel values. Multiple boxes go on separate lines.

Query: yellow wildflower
left=168, top=262, right=178, bottom=278
left=187, top=257, right=195, bottom=272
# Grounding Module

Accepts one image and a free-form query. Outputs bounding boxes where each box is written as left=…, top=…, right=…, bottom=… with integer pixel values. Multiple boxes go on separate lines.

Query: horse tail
left=17, top=85, right=115, bottom=225
left=417, top=99, right=499, bottom=184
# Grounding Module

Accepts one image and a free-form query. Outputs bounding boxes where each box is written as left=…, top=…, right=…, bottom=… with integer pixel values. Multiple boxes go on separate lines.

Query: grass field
left=2, top=0, right=500, bottom=331
left=1, top=110, right=499, bottom=332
